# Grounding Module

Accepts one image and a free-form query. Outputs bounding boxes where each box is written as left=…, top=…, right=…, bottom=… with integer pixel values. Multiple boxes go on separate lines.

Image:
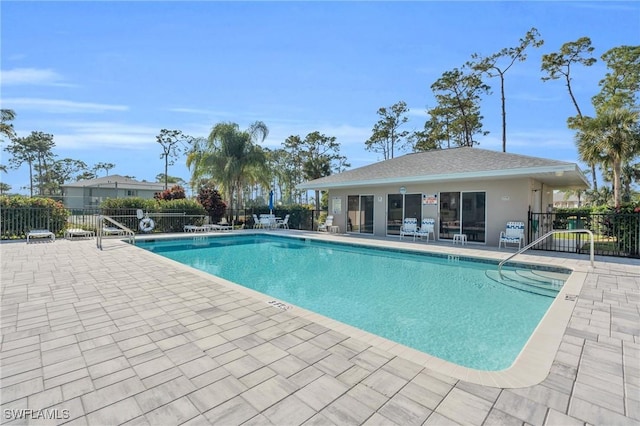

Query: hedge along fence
left=1, top=195, right=70, bottom=239
left=1, top=196, right=208, bottom=239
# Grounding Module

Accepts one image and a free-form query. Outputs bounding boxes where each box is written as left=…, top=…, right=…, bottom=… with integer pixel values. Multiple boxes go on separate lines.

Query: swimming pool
left=136, top=234, right=569, bottom=371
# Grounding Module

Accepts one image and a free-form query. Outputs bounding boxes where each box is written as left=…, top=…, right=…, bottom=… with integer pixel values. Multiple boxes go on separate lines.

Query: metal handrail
left=498, top=229, right=594, bottom=279
left=97, top=215, right=135, bottom=250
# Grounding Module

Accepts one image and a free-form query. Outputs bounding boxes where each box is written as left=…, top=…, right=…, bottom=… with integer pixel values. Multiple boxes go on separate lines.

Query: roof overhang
left=297, top=164, right=589, bottom=190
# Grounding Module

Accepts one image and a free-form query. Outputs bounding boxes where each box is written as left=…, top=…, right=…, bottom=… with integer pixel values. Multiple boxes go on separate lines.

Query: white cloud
left=407, top=106, right=429, bottom=117
left=1, top=68, right=70, bottom=86
left=476, top=129, right=576, bottom=154
left=3, top=98, right=129, bottom=114
left=259, top=120, right=372, bottom=150
left=52, top=121, right=158, bottom=150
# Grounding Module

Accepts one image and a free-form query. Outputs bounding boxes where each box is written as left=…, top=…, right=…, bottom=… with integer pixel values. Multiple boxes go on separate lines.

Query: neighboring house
left=553, top=191, right=582, bottom=208
left=298, top=147, right=589, bottom=246
left=61, top=175, right=165, bottom=209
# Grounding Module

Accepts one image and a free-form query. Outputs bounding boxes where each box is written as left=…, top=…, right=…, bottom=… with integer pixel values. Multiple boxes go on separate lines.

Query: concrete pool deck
left=1, top=231, right=638, bottom=425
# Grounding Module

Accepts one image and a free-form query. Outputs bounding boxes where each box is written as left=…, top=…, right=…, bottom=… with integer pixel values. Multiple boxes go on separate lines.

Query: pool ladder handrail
left=97, top=215, right=135, bottom=250
left=498, top=229, right=594, bottom=280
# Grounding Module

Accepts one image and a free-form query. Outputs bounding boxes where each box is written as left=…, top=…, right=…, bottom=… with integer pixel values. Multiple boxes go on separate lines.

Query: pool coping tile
left=1, top=230, right=638, bottom=426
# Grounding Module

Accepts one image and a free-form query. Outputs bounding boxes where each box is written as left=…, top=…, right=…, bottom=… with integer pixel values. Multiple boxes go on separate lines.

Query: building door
left=387, top=193, right=422, bottom=236
left=461, top=192, right=486, bottom=242
left=440, top=192, right=486, bottom=243
left=439, top=192, right=460, bottom=239
left=347, top=195, right=374, bottom=234
left=440, top=191, right=486, bottom=242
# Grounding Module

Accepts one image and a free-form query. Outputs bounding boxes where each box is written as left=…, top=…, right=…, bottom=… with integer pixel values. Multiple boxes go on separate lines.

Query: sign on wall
left=423, top=194, right=438, bottom=205
left=332, top=197, right=342, bottom=214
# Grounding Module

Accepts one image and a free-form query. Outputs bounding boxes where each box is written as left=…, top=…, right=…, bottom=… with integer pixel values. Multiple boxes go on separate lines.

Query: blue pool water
left=136, top=234, right=559, bottom=371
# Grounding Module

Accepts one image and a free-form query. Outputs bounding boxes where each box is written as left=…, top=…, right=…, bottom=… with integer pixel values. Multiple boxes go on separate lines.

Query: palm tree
left=574, top=116, right=605, bottom=198
left=0, top=109, right=16, bottom=141
left=188, top=121, right=269, bottom=221
left=575, top=108, right=640, bottom=207
left=621, top=162, right=640, bottom=202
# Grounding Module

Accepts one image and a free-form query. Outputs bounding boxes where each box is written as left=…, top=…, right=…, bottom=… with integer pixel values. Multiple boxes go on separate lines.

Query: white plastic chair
left=276, top=214, right=290, bottom=229
left=399, top=218, right=418, bottom=240
left=318, top=215, right=333, bottom=232
left=415, top=218, right=435, bottom=242
left=499, top=221, right=525, bottom=249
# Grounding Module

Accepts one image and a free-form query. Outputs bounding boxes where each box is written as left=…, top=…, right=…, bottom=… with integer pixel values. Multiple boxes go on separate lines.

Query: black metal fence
left=528, top=211, right=640, bottom=258
left=224, top=208, right=324, bottom=231
left=1, top=207, right=326, bottom=239
left=6, top=205, right=638, bottom=258
left=1, top=207, right=68, bottom=239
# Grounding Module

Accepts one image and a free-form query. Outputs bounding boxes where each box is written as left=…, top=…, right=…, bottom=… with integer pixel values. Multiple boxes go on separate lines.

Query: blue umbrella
left=269, top=190, right=274, bottom=214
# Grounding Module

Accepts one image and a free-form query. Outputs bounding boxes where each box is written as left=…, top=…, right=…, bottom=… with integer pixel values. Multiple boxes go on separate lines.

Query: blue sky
left=1, top=1, right=639, bottom=195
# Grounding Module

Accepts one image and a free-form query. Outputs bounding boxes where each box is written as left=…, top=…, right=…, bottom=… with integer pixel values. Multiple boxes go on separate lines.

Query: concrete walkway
left=1, top=232, right=638, bottom=425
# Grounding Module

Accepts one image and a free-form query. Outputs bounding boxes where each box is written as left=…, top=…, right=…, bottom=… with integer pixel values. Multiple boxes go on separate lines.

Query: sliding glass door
left=439, top=191, right=486, bottom=242
left=387, top=193, right=422, bottom=236
left=347, top=195, right=374, bottom=234
left=461, top=192, right=486, bottom=242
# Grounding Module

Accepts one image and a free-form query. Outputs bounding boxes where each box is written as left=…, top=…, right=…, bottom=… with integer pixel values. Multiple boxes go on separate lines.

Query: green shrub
left=1, top=195, right=70, bottom=239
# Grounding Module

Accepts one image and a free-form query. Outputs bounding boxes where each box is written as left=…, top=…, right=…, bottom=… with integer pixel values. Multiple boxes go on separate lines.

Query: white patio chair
left=499, top=221, right=525, bottom=249
left=318, top=215, right=333, bottom=232
left=399, top=218, right=418, bottom=240
left=276, top=214, right=290, bottom=229
left=415, top=218, right=435, bottom=242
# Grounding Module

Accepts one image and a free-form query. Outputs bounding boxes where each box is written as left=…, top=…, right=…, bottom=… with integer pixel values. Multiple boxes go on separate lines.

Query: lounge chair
left=207, top=219, right=233, bottom=232
left=499, top=221, right=525, bottom=249
left=415, top=218, right=435, bottom=242
left=276, top=214, right=290, bottom=229
left=399, top=218, right=418, bottom=240
left=103, top=227, right=126, bottom=236
left=27, top=229, right=55, bottom=243
left=64, top=228, right=95, bottom=240
left=184, top=225, right=207, bottom=233
left=252, top=214, right=263, bottom=229
left=318, top=215, right=333, bottom=232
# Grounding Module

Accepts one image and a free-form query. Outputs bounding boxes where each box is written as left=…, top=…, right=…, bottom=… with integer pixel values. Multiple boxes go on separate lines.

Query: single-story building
left=298, top=147, right=589, bottom=246
left=61, top=175, right=166, bottom=209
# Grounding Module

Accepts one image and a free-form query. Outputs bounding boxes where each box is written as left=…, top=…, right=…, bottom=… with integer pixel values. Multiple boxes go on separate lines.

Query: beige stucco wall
left=326, top=177, right=551, bottom=247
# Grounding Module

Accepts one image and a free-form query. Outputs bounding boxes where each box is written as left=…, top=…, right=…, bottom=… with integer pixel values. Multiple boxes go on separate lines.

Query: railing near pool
left=96, top=215, right=135, bottom=250
left=498, top=229, right=594, bottom=279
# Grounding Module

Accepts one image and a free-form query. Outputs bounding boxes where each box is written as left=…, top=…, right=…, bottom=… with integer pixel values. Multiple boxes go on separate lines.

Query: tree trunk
left=28, top=161, right=33, bottom=197
left=613, top=160, right=622, bottom=208
left=500, top=75, right=507, bottom=152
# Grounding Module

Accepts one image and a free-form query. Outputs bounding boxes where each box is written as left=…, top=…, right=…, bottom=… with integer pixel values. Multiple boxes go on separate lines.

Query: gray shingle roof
left=298, top=147, right=589, bottom=189
left=61, top=174, right=166, bottom=190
